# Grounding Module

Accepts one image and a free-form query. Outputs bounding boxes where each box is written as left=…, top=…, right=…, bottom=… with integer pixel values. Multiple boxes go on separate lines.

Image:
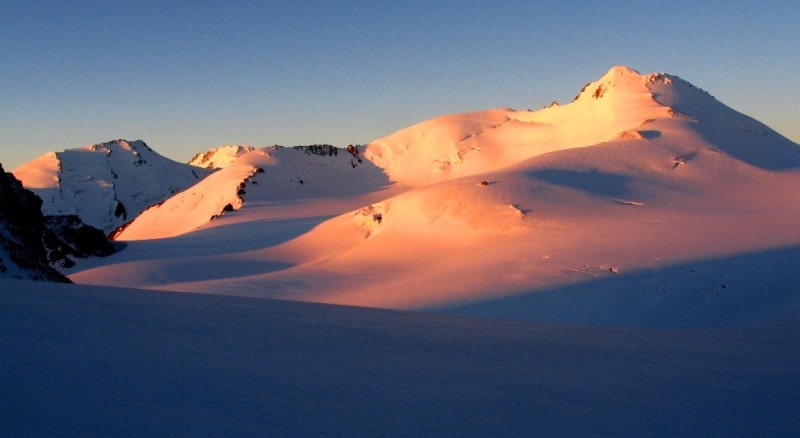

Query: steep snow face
left=365, top=66, right=672, bottom=186
left=188, top=145, right=256, bottom=169
left=13, top=140, right=213, bottom=234
left=114, top=145, right=392, bottom=240
left=645, top=73, right=800, bottom=170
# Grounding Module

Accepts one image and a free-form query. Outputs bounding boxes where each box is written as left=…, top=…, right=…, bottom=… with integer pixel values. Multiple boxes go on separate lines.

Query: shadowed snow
left=2, top=280, right=798, bottom=435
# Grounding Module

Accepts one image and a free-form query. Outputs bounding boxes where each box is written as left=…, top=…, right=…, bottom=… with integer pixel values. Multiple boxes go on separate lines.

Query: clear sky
left=2, top=0, right=798, bottom=169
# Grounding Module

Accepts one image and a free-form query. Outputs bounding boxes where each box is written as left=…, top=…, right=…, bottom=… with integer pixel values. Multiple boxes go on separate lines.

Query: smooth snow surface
left=2, top=279, right=799, bottom=435
left=64, top=67, right=800, bottom=328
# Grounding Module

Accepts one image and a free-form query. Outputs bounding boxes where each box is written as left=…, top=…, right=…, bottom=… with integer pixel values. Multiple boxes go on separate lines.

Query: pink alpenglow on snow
left=59, top=66, right=800, bottom=328
left=13, top=139, right=212, bottom=234
left=4, top=66, right=800, bottom=435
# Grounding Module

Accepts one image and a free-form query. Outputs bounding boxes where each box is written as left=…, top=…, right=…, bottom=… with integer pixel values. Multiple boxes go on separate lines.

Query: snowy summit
left=13, top=139, right=211, bottom=234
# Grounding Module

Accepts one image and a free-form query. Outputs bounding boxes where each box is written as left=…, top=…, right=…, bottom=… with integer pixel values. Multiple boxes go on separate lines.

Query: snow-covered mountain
left=188, top=144, right=256, bottom=169
left=67, top=66, right=800, bottom=327
left=4, top=66, right=800, bottom=434
left=365, top=65, right=800, bottom=185
left=114, top=144, right=391, bottom=240
left=365, top=66, right=675, bottom=186
left=13, top=139, right=212, bottom=234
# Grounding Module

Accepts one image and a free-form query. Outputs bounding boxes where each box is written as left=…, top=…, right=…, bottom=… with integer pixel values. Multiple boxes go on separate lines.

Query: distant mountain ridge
left=114, top=144, right=390, bottom=240
left=9, top=67, right=800, bottom=326
left=188, top=145, right=256, bottom=169
left=63, top=66, right=800, bottom=327
left=13, top=68, right=799, bottom=243
left=13, top=139, right=212, bottom=234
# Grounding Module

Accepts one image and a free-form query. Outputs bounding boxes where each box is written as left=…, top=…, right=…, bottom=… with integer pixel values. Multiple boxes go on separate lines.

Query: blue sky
left=2, top=1, right=798, bottom=169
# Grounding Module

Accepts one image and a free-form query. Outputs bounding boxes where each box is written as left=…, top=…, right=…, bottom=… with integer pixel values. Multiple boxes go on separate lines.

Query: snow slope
left=2, top=279, right=799, bottom=435
left=115, top=145, right=393, bottom=240
left=188, top=144, right=256, bottom=169
left=12, top=139, right=212, bottom=234
left=365, top=66, right=672, bottom=186
left=68, top=67, right=800, bottom=328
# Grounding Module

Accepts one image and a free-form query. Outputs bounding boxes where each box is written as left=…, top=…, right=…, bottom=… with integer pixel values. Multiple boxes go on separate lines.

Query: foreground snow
left=2, top=279, right=798, bottom=435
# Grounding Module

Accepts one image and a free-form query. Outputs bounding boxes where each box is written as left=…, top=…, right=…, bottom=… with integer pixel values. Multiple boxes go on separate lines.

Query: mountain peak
left=643, top=71, right=715, bottom=107
left=88, top=139, right=151, bottom=154
left=189, top=145, right=257, bottom=169
left=572, top=65, right=649, bottom=102
left=13, top=139, right=213, bottom=233
left=602, top=65, right=641, bottom=79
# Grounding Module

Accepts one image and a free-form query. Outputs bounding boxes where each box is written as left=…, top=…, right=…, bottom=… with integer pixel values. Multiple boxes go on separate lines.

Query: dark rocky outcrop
left=45, top=215, right=115, bottom=258
left=1, top=163, right=115, bottom=282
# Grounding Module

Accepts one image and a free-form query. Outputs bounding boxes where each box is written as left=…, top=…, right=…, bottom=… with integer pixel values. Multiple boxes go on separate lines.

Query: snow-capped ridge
left=643, top=71, right=720, bottom=110
left=189, top=145, right=257, bottom=169
left=643, top=71, right=800, bottom=170
left=572, top=66, right=716, bottom=108
left=366, top=66, right=674, bottom=186
left=13, top=139, right=214, bottom=234
left=572, top=65, right=643, bottom=101
left=366, top=65, right=800, bottom=186
left=114, top=144, right=391, bottom=240
left=60, top=66, right=800, bottom=329
left=85, top=139, right=155, bottom=163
